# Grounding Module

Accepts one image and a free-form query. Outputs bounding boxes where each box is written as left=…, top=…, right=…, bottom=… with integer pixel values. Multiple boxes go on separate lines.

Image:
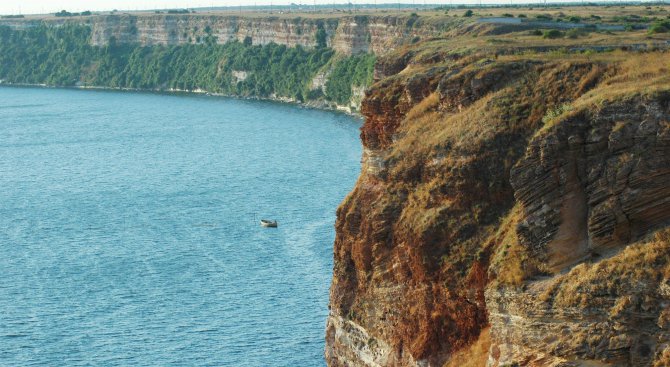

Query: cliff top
left=4, top=4, right=668, bottom=24
left=371, top=4, right=670, bottom=65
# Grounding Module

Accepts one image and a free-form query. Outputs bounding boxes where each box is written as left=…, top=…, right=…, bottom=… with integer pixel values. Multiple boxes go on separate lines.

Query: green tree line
left=0, top=24, right=375, bottom=105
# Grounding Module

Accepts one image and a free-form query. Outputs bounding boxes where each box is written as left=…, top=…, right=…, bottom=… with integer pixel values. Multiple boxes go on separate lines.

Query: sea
left=0, top=86, right=362, bottom=366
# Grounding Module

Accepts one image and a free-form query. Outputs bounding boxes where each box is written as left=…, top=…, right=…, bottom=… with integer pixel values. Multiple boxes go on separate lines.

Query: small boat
left=260, top=219, right=278, bottom=228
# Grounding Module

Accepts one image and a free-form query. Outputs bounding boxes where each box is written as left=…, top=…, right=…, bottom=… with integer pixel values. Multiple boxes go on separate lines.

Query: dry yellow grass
left=390, top=91, right=498, bottom=160
left=487, top=205, right=548, bottom=286
left=654, top=348, right=670, bottom=367
left=530, top=50, right=670, bottom=135
left=405, top=92, right=440, bottom=121
left=443, top=328, right=491, bottom=367
left=541, top=228, right=670, bottom=308
left=469, top=4, right=670, bottom=21
left=577, top=51, right=670, bottom=103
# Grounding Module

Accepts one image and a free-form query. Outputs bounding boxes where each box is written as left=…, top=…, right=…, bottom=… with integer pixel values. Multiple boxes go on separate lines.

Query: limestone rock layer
left=0, top=14, right=448, bottom=56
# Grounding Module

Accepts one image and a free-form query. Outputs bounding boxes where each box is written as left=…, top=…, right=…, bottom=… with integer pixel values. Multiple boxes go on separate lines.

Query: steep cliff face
left=0, top=14, right=448, bottom=56
left=87, top=15, right=335, bottom=48
left=488, top=89, right=670, bottom=367
left=327, top=37, right=670, bottom=366
left=510, top=97, right=670, bottom=272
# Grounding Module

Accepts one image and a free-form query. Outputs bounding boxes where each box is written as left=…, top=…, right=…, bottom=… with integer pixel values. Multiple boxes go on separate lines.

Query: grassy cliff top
left=6, top=4, right=670, bottom=22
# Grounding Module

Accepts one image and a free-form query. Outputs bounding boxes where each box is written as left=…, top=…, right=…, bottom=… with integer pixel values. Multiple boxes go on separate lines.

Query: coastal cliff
left=0, top=13, right=453, bottom=112
left=3, top=8, right=670, bottom=366
left=0, top=24, right=342, bottom=111
left=0, top=13, right=452, bottom=55
left=326, top=16, right=670, bottom=366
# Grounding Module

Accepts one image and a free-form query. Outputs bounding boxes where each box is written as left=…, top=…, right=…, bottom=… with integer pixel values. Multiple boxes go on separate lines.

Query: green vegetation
left=325, top=54, right=376, bottom=105
left=315, top=23, right=328, bottom=48
left=0, top=24, right=96, bottom=85
left=542, top=29, right=564, bottom=39
left=542, top=103, right=574, bottom=126
left=566, top=28, right=589, bottom=39
left=406, top=13, right=420, bottom=27
left=55, top=10, right=92, bottom=17
left=612, top=14, right=650, bottom=23
left=648, top=19, right=670, bottom=34
left=0, top=24, right=376, bottom=105
left=167, top=9, right=193, bottom=14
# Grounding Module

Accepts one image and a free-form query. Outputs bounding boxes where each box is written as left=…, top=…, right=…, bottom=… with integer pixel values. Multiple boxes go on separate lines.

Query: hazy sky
left=1, top=0, right=586, bottom=16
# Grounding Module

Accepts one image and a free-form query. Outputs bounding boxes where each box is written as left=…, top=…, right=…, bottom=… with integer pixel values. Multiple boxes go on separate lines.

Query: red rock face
left=327, top=45, right=670, bottom=366
left=360, top=60, right=451, bottom=150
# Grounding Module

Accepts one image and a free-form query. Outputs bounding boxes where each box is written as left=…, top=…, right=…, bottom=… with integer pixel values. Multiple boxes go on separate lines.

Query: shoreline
left=0, top=81, right=364, bottom=119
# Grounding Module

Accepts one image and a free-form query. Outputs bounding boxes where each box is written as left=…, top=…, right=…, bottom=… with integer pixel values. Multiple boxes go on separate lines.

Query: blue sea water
left=0, top=86, right=362, bottom=366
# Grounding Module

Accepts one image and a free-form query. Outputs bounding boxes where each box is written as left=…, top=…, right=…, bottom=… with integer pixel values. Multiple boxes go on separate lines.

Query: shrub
left=167, top=9, right=190, bottom=14
left=464, top=10, right=474, bottom=17
left=543, top=29, right=564, bottom=39
left=648, top=20, right=670, bottom=34
left=566, top=28, right=588, bottom=39
left=406, top=13, right=420, bottom=27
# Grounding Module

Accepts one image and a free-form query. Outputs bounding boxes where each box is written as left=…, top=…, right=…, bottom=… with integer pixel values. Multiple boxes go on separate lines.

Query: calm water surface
left=0, top=86, right=362, bottom=366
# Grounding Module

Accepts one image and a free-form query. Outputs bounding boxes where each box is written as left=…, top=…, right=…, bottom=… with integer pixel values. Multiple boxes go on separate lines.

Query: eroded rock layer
left=512, top=97, right=670, bottom=271
left=487, top=231, right=670, bottom=366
